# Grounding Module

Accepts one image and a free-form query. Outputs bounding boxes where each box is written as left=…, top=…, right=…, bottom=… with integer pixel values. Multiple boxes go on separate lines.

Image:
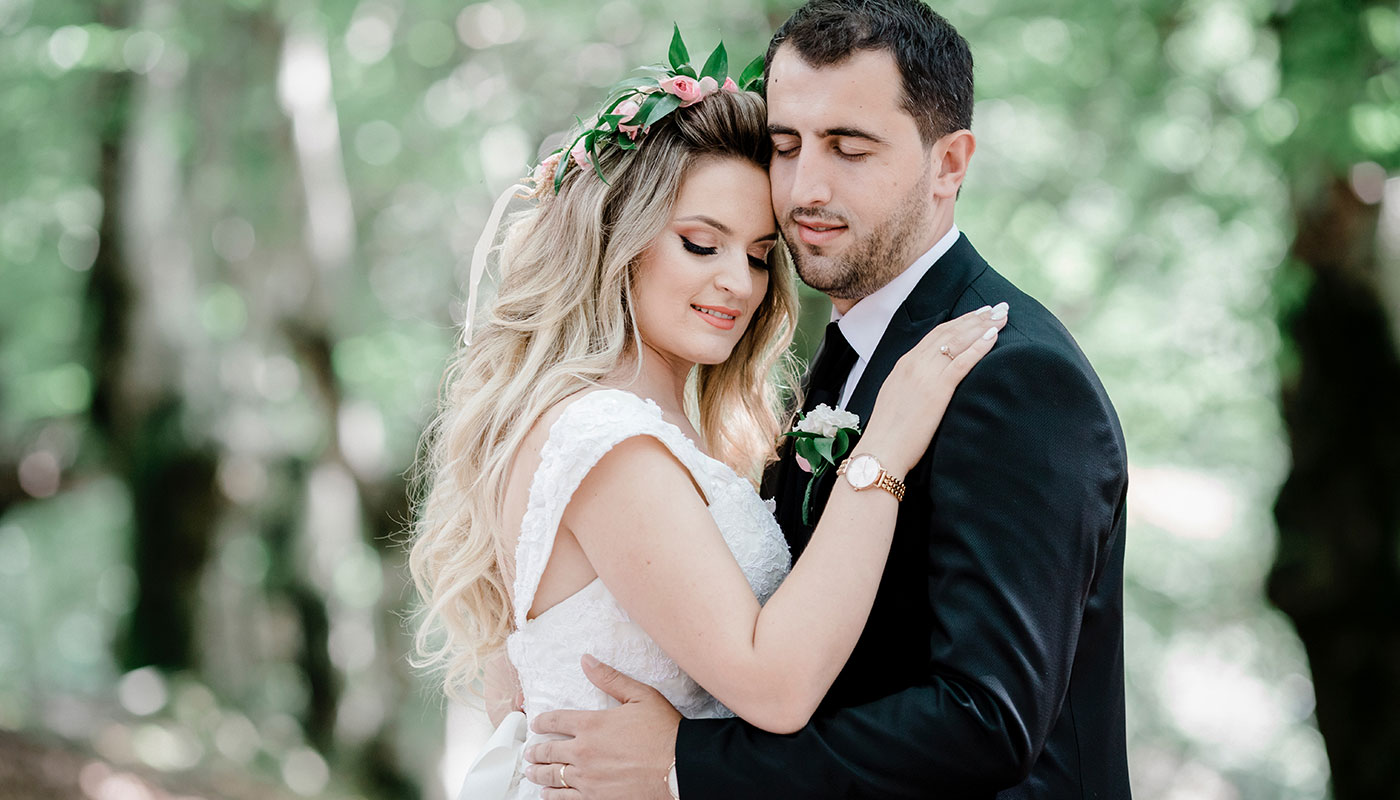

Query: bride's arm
left=565, top=307, right=1004, bottom=735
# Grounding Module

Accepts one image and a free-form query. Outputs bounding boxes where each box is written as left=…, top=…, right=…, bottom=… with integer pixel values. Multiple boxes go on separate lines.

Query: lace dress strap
left=511, top=389, right=710, bottom=629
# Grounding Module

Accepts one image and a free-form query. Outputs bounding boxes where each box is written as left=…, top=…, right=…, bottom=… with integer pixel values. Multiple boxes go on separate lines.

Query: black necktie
left=803, top=321, right=859, bottom=412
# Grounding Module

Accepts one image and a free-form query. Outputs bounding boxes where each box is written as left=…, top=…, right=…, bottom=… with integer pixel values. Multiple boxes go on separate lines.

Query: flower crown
left=529, top=25, right=765, bottom=196
left=464, top=28, right=762, bottom=346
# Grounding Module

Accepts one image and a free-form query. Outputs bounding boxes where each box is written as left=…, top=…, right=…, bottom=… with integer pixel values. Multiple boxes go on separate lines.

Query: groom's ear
left=931, top=130, right=976, bottom=201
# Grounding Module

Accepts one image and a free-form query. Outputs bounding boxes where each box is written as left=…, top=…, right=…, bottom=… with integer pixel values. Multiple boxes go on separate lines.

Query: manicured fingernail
left=990, top=302, right=1009, bottom=321
left=975, top=305, right=992, bottom=315
left=582, top=654, right=600, bottom=668
left=983, top=326, right=998, bottom=340
left=525, top=746, right=536, bottom=761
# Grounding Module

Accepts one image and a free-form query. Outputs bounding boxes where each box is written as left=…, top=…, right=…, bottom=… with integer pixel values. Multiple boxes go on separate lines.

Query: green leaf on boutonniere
left=835, top=427, right=852, bottom=459
left=669, top=24, right=689, bottom=71
left=813, top=435, right=836, bottom=466
left=738, top=54, right=765, bottom=90
left=700, top=42, right=728, bottom=83
left=794, top=436, right=822, bottom=472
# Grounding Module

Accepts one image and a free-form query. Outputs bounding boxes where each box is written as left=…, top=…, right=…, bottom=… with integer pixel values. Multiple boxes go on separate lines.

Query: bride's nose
left=712, top=252, right=755, bottom=300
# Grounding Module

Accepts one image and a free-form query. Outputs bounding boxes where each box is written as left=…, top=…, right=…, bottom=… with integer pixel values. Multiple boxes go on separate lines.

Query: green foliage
left=669, top=23, right=690, bottom=71
left=0, top=0, right=1344, bottom=798
left=700, top=42, right=728, bottom=83
left=1276, top=0, right=1400, bottom=171
left=739, top=53, right=766, bottom=91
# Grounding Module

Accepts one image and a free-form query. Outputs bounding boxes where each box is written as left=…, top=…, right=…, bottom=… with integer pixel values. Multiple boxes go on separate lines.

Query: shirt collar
left=832, top=224, right=961, bottom=363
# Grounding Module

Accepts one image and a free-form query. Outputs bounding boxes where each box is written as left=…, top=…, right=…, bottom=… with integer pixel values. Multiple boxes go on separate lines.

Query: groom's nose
left=785, top=149, right=833, bottom=208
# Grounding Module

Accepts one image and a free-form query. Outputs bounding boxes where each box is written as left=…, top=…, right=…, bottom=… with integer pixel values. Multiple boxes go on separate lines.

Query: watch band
left=874, top=469, right=907, bottom=501
left=837, top=455, right=907, bottom=501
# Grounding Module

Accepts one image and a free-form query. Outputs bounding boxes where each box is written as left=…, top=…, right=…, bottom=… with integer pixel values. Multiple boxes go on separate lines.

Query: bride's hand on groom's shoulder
left=525, top=654, right=680, bottom=799
left=863, top=302, right=1009, bottom=475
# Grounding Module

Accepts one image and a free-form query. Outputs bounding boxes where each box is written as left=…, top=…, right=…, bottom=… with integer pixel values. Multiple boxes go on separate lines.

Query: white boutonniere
left=782, top=404, right=862, bottom=525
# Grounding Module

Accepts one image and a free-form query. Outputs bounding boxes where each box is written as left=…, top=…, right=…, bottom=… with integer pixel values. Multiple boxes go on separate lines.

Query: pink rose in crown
left=722, top=77, right=739, bottom=93
left=527, top=151, right=564, bottom=198
left=660, top=75, right=719, bottom=107
left=570, top=138, right=591, bottom=170
left=615, top=98, right=643, bottom=140
left=533, top=152, right=562, bottom=184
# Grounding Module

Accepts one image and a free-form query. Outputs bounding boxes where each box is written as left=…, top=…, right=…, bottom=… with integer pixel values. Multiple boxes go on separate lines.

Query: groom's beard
left=786, top=166, right=933, bottom=303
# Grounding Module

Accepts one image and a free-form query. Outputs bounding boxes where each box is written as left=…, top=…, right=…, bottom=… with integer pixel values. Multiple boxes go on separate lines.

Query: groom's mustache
left=786, top=208, right=849, bottom=228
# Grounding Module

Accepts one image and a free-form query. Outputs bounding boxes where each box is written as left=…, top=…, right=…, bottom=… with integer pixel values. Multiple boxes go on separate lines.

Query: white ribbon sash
left=455, top=710, right=529, bottom=800
left=463, top=184, right=527, bottom=346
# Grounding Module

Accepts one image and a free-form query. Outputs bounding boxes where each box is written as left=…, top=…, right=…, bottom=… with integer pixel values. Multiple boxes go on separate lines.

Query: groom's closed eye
left=771, top=136, right=800, bottom=157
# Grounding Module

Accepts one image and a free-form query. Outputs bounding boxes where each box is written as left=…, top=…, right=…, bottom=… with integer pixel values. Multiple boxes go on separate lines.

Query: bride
left=407, top=34, right=1005, bottom=799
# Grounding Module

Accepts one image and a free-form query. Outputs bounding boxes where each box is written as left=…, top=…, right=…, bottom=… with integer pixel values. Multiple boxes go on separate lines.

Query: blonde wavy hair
left=408, top=89, right=800, bottom=701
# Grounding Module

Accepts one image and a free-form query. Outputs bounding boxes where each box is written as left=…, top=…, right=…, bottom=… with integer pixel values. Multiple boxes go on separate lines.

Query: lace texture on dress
left=507, top=389, right=791, bottom=724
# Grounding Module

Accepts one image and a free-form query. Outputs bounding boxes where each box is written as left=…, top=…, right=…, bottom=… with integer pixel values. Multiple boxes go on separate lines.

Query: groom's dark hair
left=764, top=0, right=973, bottom=146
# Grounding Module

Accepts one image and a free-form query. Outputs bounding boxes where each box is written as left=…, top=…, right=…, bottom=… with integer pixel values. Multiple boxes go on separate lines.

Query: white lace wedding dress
left=457, top=389, right=792, bottom=800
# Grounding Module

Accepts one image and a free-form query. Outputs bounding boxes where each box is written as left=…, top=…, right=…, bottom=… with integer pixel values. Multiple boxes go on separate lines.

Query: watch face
left=847, top=455, right=880, bottom=488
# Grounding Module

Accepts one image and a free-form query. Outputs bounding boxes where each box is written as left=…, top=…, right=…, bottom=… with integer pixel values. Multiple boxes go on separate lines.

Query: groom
left=527, top=1, right=1130, bottom=797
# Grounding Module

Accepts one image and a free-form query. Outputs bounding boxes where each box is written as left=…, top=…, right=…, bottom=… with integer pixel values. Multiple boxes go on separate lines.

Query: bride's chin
left=683, top=347, right=737, bottom=367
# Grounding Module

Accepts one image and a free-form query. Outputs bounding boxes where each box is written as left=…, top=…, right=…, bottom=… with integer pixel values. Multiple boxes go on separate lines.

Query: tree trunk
left=84, top=1, right=224, bottom=674
left=1270, top=176, right=1400, bottom=798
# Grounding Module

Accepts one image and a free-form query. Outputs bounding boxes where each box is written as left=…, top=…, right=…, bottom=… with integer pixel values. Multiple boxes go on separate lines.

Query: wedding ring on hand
left=938, top=344, right=954, bottom=360
left=559, top=764, right=571, bottom=789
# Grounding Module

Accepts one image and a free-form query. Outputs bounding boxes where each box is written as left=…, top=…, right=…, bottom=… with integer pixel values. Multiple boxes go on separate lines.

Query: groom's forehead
left=765, top=47, right=909, bottom=130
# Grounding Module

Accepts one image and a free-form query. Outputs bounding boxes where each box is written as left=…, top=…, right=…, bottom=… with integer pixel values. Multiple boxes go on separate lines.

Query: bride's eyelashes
left=679, top=235, right=717, bottom=256
left=680, top=235, right=772, bottom=271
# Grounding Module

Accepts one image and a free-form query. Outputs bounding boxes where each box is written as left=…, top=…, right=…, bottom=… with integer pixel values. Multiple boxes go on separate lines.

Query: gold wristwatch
left=837, top=453, right=906, bottom=501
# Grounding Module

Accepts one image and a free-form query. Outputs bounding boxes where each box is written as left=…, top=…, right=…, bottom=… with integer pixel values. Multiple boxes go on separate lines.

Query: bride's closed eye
left=681, top=235, right=772, bottom=271
left=679, top=235, right=717, bottom=256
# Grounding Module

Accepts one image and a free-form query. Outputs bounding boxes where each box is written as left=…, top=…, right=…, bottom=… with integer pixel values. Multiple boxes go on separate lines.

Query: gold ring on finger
left=560, top=764, right=571, bottom=789
left=939, top=344, right=954, bottom=360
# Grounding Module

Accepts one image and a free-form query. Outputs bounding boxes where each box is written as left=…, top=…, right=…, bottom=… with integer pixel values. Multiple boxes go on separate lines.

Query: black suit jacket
left=676, top=234, right=1131, bottom=798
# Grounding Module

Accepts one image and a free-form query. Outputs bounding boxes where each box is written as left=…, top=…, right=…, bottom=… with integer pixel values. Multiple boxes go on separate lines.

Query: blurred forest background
left=1, top=0, right=1396, bottom=798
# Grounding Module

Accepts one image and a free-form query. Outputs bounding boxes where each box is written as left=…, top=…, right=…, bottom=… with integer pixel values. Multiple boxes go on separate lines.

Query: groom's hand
left=525, top=654, right=680, bottom=799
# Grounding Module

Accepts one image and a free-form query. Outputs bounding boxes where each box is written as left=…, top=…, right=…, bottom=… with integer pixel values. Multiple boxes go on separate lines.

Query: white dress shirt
left=832, top=224, right=961, bottom=409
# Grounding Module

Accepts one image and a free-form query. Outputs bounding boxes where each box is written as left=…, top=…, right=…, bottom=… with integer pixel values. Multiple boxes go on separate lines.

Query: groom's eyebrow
left=767, top=123, right=887, bottom=145
left=822, top=126, right=888, bottom=145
